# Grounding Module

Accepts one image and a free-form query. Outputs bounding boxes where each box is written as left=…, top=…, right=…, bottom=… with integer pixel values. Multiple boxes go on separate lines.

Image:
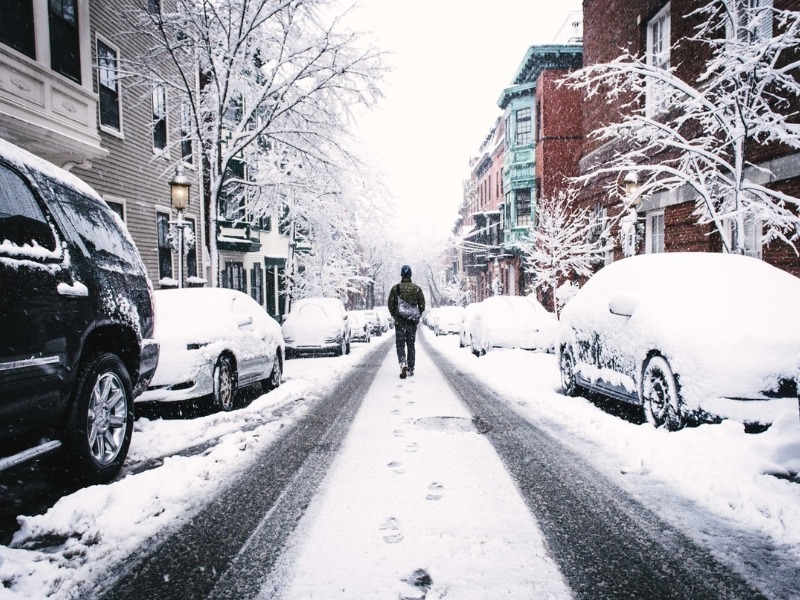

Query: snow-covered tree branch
left=126, top=0, right=387, bottom=283
left=520, top=191, right=608, bottom=317
left=567, top=0, right=800, bottom=254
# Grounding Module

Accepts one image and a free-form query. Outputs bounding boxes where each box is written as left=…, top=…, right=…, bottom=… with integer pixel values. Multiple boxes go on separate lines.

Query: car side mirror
left=608, top=293, right=637, bottom=317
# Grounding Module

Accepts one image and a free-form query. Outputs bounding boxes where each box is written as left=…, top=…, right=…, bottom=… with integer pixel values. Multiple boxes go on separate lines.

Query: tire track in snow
left=423, top=335, right=766, bottom=600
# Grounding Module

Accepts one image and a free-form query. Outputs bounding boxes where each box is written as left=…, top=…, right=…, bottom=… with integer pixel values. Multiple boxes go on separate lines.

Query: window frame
left=96, top=35, right=123, bottom=135
left=645, top=210, right=665, bottom=254
left=646, top=2, right=671, bottom=117
left=515, top=107, right=532, bottom=146
left=0, top=0, right=36, bottom=59
left=152, top=83, right=168, bottom=153
left=49, top=0, right=81, bottom=83
left=156, top=210, right=173, bottom=280
left=728, top=0, right=773, bottom=42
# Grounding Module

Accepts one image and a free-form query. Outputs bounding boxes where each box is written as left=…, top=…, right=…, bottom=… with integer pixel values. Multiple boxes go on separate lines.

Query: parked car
left=356, top=309, right=383, bottom=336
left=138, top=288, right=284, bottom=411
left=470, top=295, right=557, bottom=356
left=375, top=306, right=393, bottom=329
left=0, top=138, right=159, bottom=482
left=348, top=311, right=371, bottom=343
left=558, top=252, right=800, bottom=430
left=459, top=302, right=481, bottom=348
left=435, top=306, right=465, bottom=336
left=282, top=297, right=351, bottom=357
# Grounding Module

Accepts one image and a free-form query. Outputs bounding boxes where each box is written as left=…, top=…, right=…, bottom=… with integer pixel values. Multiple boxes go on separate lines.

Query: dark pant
left=395, top=320, right=417, bottom=370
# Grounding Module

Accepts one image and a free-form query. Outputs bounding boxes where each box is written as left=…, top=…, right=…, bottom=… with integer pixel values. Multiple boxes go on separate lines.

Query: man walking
left=388, top=265, right=426, bottom=379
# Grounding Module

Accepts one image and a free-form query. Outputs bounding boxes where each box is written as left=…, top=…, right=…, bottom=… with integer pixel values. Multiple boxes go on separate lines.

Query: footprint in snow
left=388, top=461, right=406, bottom=474
left=426, top=482, right=444, bottom=501
left=393, top=394, right=402, bottom=400
left=380, top=517, right=403, bottom=544
left=393, top=429, right=405, bottom=438
left=391, top=409, right=402, bottom=415
left=405, top=442, right=419, bottom=453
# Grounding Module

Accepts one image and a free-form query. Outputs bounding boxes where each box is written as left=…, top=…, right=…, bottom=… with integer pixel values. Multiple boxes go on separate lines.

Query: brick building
left=578, top=0, right=800, bottom=276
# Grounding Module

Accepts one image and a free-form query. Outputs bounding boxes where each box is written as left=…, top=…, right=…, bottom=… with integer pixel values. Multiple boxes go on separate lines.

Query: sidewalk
left=269, top=338, right=572, bottom=599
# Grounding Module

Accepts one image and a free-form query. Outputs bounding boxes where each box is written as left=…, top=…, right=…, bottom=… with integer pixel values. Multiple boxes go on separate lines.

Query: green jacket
left=388, top=278, right=425, bottom=324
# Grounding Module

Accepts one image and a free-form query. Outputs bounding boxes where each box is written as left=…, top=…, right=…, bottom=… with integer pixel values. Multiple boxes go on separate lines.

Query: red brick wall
left=536, top=70, right=583, bottom=199
left=579, top=0, right=800, bottom=275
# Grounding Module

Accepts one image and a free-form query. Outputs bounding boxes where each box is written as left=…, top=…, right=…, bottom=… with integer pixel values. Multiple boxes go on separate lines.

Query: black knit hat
left=401, top=265, right=412, bottom=278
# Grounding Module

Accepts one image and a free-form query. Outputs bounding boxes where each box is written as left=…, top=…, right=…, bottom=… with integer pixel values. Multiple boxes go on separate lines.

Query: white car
left=470, top=295, right=557, bottom=356
left=558, top=252, right=800, bottom=430
left=282, top=297, right=351, bottom=357
left=434, top=306, right=465, bottom=336
left=459, top=302, right=481, bottom=348
left=354, top=309, right=382, bottom=336
left=348, top=311, right=371, bottom=343
left=138, top=288, right=284, bottom=412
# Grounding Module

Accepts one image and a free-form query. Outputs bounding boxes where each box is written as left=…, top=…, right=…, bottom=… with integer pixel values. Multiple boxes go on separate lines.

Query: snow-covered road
left=1, top=326, right=799, bottom=599
left=264, top=340, right=571, bottom=599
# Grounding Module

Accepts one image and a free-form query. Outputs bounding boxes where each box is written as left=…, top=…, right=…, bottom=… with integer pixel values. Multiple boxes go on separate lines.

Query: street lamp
left=623, top=171, right=640, bottom=202
left=169, top=165, right=192, bottom=288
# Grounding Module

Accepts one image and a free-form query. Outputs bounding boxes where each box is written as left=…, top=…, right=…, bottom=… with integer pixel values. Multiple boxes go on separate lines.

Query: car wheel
left=64, top=352, right=133, bottom=483
left=213, top=355, right=237, bottom=412
left=262, top=354, right=282, bottom=393
left=559, top=346, right=581, bottom=397
left=641, top=355, right=685, bottom=430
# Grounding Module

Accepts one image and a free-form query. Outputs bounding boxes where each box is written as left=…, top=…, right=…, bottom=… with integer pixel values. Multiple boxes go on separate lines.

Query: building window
left=106, top=199, right=124, bottom=221
left=251, top=263, right=264, bottom=305
left=181, top=103, right=193, bottom=164
left=156, top=212, right=173, bottom=280
left=49, top=0, right=81, bottom=82
left=0, top=0, right=35, bottom=59
left=646, top=210, right=665, bottom=253
left=152, top=84, right=168, bottom=151
left=535, top=99, right=543, bottom=142
left=97, top=39, right=121, bottom=131
left=505, top=116, right=512, bottom=146
left=147, top=0, right=161, bottom=14
left=515, top=108, right=532, bottom=146
left=184, top=217, right=197, bottom=278
left=223, top=262, right=246, bottom=293
left=646, top=3, right=671, bottom=116
left=729, top=0, right=773, bottom=41
left=723, top=215, right=762, bottom=258
left=516, top=189, right=531, bottom=227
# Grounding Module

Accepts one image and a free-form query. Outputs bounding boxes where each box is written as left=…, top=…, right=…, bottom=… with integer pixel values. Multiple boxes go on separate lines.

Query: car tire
left=64, top=352, right=133, bottom=484
left=641, top=355, right=685, bottom=430
left=559, top=346, right=581, bottom=397
left=213, top=355, right=237, bottom=412
left=262, top=354, right=282, bottom=393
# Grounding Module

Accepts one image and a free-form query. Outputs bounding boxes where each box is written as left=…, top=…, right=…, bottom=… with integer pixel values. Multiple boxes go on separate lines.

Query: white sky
left=346, top=0, right=583, bottom=238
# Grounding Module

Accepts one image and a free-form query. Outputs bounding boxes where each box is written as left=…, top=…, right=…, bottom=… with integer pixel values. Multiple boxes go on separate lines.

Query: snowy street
left=1, top=328, right=799, bottom=599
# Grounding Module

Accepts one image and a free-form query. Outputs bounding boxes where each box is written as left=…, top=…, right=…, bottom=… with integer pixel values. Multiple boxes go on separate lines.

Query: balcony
left=0, top=46, right=106, bottom=166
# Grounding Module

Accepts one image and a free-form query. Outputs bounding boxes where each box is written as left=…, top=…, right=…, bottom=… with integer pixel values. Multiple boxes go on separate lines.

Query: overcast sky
left=346, top=0, right=583, bottom=241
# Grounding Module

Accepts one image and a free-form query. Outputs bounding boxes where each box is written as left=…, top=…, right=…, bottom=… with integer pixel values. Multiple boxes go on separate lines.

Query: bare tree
left=520, top=191, right=607, bottom=317
left=568, top=0, right=800, bottom=254
left=129, top=0, right=386, bottom=283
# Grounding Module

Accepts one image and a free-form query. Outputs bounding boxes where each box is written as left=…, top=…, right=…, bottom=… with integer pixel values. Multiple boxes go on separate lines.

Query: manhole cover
left=414, top=416, right=477, bottom=433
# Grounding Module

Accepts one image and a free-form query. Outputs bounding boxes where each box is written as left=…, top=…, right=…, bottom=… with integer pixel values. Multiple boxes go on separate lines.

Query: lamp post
left=169, top=164, right=192, bottom=288
left=623, top=171, right=640, bottom=202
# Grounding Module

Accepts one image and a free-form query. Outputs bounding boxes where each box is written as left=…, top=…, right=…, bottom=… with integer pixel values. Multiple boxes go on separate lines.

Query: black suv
left=0, top=139, right=158, bottom=483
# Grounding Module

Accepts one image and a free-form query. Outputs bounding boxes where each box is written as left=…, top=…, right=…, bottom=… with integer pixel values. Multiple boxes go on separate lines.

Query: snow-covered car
left=459, top=302, right=481, bottom=348
left=470, top=296, right=557, bottom=356
left=355, top=309, right=382, bottom=336
left=348, top=311, right=371, bottom=343
left=375, top=306, right=393, bottom=329
left=0, top=138, right=158, bottom=482
left=282, top=297, right=351, bottom=357
left=434, top=306, right=465, bottom=336
left=558, top=252, right=800, bottom=430
left=138, top=288, right=284, bottom=412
